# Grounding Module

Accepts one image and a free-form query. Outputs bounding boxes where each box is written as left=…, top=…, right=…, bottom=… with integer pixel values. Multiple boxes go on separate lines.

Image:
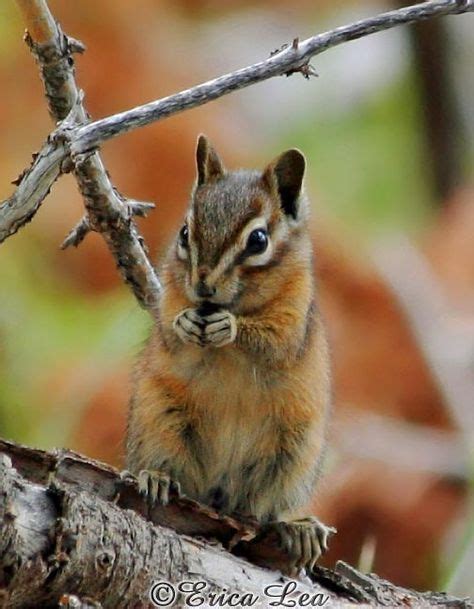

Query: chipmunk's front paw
left=265, top=516, right=336, bottom=576
left=137, top=469, right=182, bottom=507
left=201, top=310, right=237, bottom=347
left=173, top=308, right=205, bottom=346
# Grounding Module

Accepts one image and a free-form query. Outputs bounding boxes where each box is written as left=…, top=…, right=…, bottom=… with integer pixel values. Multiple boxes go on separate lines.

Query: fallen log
left=0, top=439, right=470, bottom=608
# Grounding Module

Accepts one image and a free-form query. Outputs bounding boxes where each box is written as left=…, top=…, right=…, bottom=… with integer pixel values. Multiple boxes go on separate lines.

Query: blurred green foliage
left=0, top=240, right=149, bottom=447
left=280, top=74, right=432, bottom=236
left=0, top=3, right=21, bottom=60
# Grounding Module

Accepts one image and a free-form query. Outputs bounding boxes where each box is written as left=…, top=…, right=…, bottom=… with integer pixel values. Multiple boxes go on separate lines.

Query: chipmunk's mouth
left=185, top=289, right=231, bottom=309
left=195, top=301, right=221, bottom=316
left=195, top=295, right=234, bottom=309
left=185, top=278, right=238, bottom=308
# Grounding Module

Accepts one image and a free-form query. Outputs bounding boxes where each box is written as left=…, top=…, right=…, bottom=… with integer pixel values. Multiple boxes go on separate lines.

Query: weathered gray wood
left=0, top=450, right=342, bottom=609
left=0, top=439, right=471, bottom=608
left=0, top=138, right=64, bottom=243
left=9, top=0, right=162, bottom=309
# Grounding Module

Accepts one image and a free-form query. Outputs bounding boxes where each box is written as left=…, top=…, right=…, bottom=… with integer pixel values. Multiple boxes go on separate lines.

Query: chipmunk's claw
left=265, top=516, right=336, bottom=576
left=174, top=307, right=237, bottom=348
left=201, top=310, right=237, bottom=347
left=173, top=308, right=205, bottom=346
left=138, top=469, right=181, bottom=507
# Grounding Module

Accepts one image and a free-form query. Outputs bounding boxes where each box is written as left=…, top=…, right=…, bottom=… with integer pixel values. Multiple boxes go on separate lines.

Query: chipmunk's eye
left=245, top=228, right=268, bottom=256
left=179, top=225, right=189, bottom=248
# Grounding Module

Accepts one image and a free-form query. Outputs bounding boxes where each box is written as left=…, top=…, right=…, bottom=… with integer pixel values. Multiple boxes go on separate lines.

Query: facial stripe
left=204, top=215, right=271, bottom=283
left=240, top=238, right=291, bottom=274
left=177, top=242, right=188, bottom=261
left=240, top=219, right=289, bottom=268
left=184, top=209, right=289, bottom=294
left=185, top=214, right=202, bottom=286
left=191, top=197, right=264, bottom=268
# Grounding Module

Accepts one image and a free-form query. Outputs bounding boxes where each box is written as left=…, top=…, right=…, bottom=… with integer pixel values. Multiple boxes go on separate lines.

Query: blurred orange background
left=0, top=0, right=473, bottom=596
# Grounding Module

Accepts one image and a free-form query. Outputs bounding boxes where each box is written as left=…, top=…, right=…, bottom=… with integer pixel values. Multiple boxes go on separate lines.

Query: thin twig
left=61, top=215, right=91, bottom=249
left=61, top=199, right=155, bottom=250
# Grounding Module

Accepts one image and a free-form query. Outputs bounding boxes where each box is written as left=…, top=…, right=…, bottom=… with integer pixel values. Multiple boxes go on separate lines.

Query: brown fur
left=127, top=137, right=331, bottom=523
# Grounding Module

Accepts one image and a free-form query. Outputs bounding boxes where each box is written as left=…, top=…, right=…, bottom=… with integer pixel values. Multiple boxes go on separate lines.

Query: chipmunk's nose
left=195, top=280, right=216, bottom=298
left=194, top=267, right=216, bottom=298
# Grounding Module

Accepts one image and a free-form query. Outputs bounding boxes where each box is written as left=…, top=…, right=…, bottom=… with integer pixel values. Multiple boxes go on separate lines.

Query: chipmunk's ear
left=196, top=134, right=225, bottom=186
left=262, top=149, right=305, bottom=220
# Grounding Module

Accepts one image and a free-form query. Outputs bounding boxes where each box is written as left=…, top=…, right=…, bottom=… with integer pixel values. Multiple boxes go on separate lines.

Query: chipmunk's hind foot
left=265, top=516, right=336, bottom=577
left=137, top=469, right=182, bottom=507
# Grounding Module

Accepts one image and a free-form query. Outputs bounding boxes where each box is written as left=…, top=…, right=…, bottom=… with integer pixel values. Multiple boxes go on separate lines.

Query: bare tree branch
left=61, top=198, right=154, bottom=250
left=0, top=138, right=65, bottom=243
left=1, top=439, right=470, bottom=608
left=14, top=0, right=162, bottom=309
left=61, top=214, right=91, bottom=249
left=69, top=0, right=474, bottom=154
left=0, top=450, right=335, bottom=609
left=1, top=0, right=472, bottom=309
left=18, top=0, right=86, bottom=122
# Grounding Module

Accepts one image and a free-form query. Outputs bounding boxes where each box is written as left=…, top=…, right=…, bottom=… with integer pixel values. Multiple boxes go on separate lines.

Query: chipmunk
left=127, top=135, right=334, bottom=574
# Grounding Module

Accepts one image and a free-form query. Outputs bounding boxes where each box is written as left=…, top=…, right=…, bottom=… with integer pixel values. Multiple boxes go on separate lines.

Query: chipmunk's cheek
left=184, top=278, right=201, bottom=305
left=215, top=278, right=241, bottom=306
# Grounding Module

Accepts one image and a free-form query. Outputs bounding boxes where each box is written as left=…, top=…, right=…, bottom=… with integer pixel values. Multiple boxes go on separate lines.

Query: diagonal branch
left=372, top=236, right=474, bottom=433
left=69, top=0, right=474, bottom=154
left=1, top=0, right=472, bottom=309
left=14, top=0, right=162, bottom=309
left=0, top=137, right=65, bottom=243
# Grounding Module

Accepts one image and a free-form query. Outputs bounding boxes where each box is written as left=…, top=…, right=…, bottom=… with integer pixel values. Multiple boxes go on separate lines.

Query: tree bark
left=0, top=439, right=470, bottom=608
left=15, top=0, right=162, bottom=309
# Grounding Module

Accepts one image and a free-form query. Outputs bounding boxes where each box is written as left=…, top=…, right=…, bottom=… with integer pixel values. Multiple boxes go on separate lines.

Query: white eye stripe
left=238, top=217, right=268, bottom=249
left=241, top=242, right=273, bottom=266
left=185, top=214, right=286, bottom=282
left=201, top=216, right=268, bottom=282
left=177, top=242, right=188, bottom=260
left=176, top=215, right=197, bottom=263
left=238, top=217, right=272, bottom=267
left=186, top=214, right=198, bottom=267
left=242, top=221, right=289, bottom=267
